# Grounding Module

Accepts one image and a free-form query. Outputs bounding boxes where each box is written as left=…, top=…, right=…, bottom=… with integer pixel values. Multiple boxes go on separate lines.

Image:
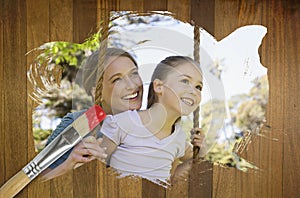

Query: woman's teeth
left=123, top=92, right=138, bottom=100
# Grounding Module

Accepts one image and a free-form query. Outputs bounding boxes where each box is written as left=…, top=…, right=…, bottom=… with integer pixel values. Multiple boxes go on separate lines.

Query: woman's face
left=101, top=56, right=143, bottom=114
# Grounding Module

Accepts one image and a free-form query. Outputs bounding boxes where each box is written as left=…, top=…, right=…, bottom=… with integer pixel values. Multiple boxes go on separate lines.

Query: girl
left=101, top=56, right=203, bottom=184
left=41, top=48, right=144, bottom=180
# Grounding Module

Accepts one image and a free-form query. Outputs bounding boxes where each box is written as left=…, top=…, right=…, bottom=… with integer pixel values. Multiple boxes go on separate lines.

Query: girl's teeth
left=182, top=98, right=193, bottom=106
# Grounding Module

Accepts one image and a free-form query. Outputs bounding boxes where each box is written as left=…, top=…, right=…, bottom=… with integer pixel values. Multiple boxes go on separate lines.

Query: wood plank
left=166, top=180, right=188, bottom=198
left=50, top=172, right=74, bottom=198
left=2, top=0, right=28, bottom=197
left=283, top=0, right=300, bottom=197
left=189, top=160, right=213, bottom=198
left=72, top=1, right=100, bottom=196
left=118, top=175, right=142, bottom=198
left=144, top=0, right=167, bottom=11
left=73, top=0, right=98, bottom=43
left=212, top=1, right=285, bottom=198
left=49, top=0, right=74, bottom=197
left=97, top=0, right=119, bottom=23
left=26, top=0, right=51, bottom=197
left=99, top=162, right=108, bottom=198
left=168, top=0, right=190, bottom=22
left=142, top=179, right=166, bottom=197
left=191, top=0, right=215, bottom=35
left=189, top=1, right=214, bottom=197
left=119, top=0, right=144, bottom=12
left=73, top=161, right=101, bottom=197
left=234, top=1, right=264, bottom=198
left=0, top=0, right=5, bottom=187
left=49, top=0, right=73, bottom=41
left=258, top=1, right=285, bottom=197
left=212, top=1, right=242, bottom=197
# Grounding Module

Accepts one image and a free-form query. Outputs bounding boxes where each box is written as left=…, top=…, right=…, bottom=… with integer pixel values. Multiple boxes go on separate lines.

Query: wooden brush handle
left=0, top=170, right=31, bottom=198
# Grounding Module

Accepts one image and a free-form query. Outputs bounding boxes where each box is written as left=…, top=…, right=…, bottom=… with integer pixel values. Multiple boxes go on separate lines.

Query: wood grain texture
left=189, top=160, right=213, bottom=198
left=2, top=0, right=28, bottom=197
left=234, top=1, right=264, bottom=198
left=73, top=161, right=100, bottom=197
left=168, top=0, right=190, bottom=22
left=142, top=179, right=166, bottom=198
left=106, top=167, right=120, bottom=197
left=283, top=0, right=300, bottom=197
left=50, top=0, right=73, bottom=42
left=0, top=0, right=5, bottom=187
left=213, top=1, right=266, bottom=198
left=50, top=172, right=73, bottom=198
left=144, top=0, right=167, bottom=11
left=26, top=0, right=51, bottom=197
left=97, top=0, right=118, bottom=23
left=72, top=1, right=100, bottom=196
left=258, top=1, right=285, bottom=197
left=119, top=0, right=143, bottom=12
left=48, top=0, right=74, bottom=197
left=166, top=180, right=188, bottom=198
left=118, top=175, right=142, bottom=198
left=74, top=0, right=98, bottom=43
left=191, top=0, right=215, bottom=35
left=212, top=1, right=287, bottom=198
left=189, top=1, right=214, bottom=197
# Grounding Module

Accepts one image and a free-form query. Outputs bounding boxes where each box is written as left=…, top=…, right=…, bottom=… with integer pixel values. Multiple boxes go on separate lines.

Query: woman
left=41, top=47, right=144, bottom=180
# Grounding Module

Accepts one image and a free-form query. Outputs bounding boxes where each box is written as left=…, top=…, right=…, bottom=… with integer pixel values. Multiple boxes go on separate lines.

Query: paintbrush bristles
left=72, top=115, right=90, bottom=137
left=72, top=105, right=106, bottom=137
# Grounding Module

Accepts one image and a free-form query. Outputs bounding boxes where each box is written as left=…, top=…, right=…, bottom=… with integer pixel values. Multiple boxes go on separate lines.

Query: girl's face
left=101, top=56, right=143, bottom=114
left=158, top=62, right=203, bottom=116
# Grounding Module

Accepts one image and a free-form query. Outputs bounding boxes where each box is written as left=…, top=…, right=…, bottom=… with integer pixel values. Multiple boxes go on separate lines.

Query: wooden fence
left=1, top=0, right=299, bottom=197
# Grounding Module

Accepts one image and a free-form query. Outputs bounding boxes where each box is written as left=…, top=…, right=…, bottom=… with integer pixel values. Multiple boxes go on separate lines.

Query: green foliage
left=36, top=33, right=101, bottom=68
left=33, top=127, right=52, bottom=152
left=30, top=33, right=100, bottom=152
left=234, top=75, right=268, bottom=132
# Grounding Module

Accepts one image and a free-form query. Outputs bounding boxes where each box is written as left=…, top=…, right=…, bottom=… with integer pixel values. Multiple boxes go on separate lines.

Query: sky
left=111, top=14, right=268, bottom=108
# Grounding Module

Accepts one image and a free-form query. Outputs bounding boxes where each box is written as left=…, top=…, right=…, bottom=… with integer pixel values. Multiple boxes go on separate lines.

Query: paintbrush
left=0, top=105, right=106, bottom=198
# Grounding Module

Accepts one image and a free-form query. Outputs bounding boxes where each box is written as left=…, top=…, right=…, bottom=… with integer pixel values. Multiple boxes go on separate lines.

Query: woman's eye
left=112, top=77, right=121, bottom=83
left=132, top=71, right=139, bottom=75
left=130, top=71, right=139, bottom=78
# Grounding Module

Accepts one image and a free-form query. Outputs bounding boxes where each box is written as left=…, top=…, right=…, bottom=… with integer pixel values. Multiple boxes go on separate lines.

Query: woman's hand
left=40, top=136, right=107, bottom=181
left=66, top=136, right=107, bottom=169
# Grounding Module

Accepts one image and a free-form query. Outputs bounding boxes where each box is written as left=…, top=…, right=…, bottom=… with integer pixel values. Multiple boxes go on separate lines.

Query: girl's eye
left=196, top=85, right=203, bottom=91
left=181, top=79, right=189, bottom=84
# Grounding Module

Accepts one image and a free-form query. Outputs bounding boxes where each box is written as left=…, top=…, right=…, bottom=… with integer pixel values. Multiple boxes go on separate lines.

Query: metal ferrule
left=23, top=125, right=81, bottom=180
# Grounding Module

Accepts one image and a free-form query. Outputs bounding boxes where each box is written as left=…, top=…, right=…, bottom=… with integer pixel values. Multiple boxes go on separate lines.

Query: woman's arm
left=40, top=136, right=107, bottom=181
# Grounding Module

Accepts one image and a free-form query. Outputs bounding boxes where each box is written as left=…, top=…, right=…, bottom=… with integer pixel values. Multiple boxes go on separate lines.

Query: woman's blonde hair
left=79, top=48, right=137, bottom=105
